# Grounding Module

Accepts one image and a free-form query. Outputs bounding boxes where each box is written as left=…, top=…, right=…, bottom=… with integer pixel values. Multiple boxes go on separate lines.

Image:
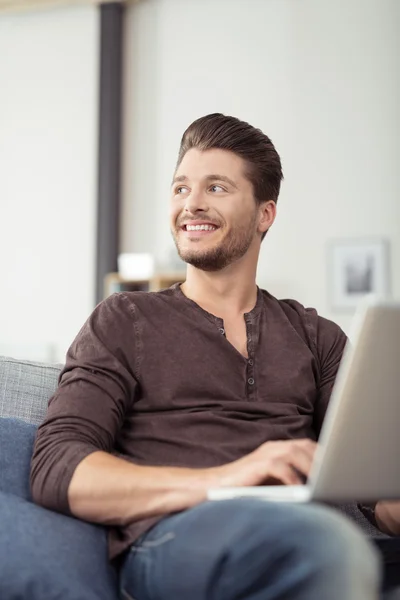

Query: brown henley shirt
left=30, top=284, right=348, bottom=560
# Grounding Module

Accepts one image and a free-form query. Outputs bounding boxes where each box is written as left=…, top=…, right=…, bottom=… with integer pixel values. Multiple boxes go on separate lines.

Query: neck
left=181, top=247, right=259, bottom=315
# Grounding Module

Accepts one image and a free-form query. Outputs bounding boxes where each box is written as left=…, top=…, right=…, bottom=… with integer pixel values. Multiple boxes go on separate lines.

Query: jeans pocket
left=141, top=532, right=175, bottom=548
left=130, top=530, right=175, bottom=554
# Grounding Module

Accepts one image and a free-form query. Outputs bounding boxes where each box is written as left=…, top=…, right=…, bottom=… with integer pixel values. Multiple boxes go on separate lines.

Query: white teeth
left=186, top=224, right=217, bottom=231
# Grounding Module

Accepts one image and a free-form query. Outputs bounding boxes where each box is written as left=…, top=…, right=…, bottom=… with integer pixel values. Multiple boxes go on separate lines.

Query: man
left=31, top=114, right=399, bottom=599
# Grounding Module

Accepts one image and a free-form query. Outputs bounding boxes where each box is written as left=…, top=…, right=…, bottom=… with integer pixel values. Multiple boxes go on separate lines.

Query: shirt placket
left=214, top=310, right=258, bottom=401
left=245, top=314, right=257, bottom=400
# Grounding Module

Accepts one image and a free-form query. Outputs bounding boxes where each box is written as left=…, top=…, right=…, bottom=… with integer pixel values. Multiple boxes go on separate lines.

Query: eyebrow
left=172, top=175, right=189, bottom=186
left=171, top=174, right=238, bottom=189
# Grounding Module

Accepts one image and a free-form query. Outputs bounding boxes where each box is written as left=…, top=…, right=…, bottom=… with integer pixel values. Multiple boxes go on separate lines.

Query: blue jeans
left=120, top=498, right=381, bottom=600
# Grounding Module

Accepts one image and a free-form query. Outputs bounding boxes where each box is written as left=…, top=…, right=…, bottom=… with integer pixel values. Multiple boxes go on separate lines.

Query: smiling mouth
left=181, top=224, right=219, bottom=233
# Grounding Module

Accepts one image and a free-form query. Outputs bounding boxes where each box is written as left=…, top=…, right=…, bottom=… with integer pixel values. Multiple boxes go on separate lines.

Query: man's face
left=170, top=148, right=261, bottom=271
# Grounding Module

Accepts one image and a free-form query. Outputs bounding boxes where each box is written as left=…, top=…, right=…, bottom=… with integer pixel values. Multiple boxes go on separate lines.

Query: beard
left=172, top=212, right=258, bottom=272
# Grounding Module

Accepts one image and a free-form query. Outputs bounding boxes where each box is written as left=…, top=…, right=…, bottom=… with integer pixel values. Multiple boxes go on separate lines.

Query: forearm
left=375, top=501, right=400, bottom=536
left=67, top=451, right=221, bottom=526
left=67, top=439, right=316, bottom=527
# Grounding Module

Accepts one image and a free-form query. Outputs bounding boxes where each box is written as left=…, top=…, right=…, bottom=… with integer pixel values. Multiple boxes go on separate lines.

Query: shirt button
left=248, top=377, right=255, bottom=385
left=219, top=328, right=225, bottom=335
left=248, top=359, right=254, bottom=366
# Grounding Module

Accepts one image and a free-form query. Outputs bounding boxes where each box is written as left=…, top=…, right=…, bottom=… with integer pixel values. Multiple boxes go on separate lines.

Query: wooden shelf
left=104, top=272, right=186, bottom=298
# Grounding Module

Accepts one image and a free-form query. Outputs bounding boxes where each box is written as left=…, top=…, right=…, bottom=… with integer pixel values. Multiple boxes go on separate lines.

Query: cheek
left=223, top=210, right=242, bottom=228
left=169, top=204, right=180, bottom=225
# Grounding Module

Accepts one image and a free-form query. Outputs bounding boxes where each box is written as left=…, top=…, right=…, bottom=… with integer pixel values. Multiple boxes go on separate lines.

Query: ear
left=258, top=200, right=277, bottom=236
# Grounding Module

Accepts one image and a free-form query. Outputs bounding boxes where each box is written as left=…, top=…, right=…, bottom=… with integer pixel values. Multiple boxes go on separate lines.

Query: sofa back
left=0, top=356, right=62, bottom=425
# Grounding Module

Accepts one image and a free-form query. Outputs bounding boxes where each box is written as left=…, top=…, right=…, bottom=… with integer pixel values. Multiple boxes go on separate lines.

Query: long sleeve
left=278, top=299, right=348, bottom=436
left=312, top=314, right=348, bottom=437
left=30, top=292, right=139, bottom=515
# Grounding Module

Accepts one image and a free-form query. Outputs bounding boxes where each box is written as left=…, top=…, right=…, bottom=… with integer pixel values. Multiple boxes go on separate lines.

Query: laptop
left=207, top=296, right=400, bottom=504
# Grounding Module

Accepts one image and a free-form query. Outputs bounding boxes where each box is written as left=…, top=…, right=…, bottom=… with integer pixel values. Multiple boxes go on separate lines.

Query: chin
left=177, top=247, right=233, bottom=272
left=178, top=240, right=218, bottom=259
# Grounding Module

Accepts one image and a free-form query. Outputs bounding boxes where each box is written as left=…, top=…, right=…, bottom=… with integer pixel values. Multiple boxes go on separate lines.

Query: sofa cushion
left=0, top=418, right=37, bottom=500
left=0, top=490, right=119, bottom=600
left=0, top=417, right=120, bottom=599
left=0, top=356, right=62, bottom=425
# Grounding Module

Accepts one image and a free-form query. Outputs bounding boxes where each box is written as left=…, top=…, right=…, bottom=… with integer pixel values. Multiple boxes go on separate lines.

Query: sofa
left=0, top=354, right=399, bottom=599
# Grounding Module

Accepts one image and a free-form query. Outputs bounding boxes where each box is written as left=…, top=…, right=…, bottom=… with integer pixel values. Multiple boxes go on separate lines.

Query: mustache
left=176, top=216, right=221, bottom=228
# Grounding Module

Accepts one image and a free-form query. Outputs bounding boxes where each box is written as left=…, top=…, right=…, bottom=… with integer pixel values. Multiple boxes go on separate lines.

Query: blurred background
left=0, top=0, right=399, bottom=363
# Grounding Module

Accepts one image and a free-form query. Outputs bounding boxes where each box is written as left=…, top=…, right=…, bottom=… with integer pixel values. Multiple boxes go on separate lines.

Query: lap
left=127, top=497, right=367, bottom=549
left=120, top=498, right=375, bottom=600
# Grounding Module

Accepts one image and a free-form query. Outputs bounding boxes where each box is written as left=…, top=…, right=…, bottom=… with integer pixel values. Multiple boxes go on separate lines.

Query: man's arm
left=67, top=439, right=316, bottom=526
left=30, top=293, right=140, bottom=514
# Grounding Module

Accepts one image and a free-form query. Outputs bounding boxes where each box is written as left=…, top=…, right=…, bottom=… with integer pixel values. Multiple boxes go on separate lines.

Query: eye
left=175, top=185, right=189, bottom=195
left=209, top=184, right=225, bottom=193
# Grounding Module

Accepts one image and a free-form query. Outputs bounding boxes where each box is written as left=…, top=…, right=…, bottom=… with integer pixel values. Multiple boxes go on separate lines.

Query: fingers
left=287, top=445, right=315, bottom=479
left=267, top=461, right=304, bottom=485
left=256, top=438, right=318, bottom=483
left=290, top=439, right=317, bottom=460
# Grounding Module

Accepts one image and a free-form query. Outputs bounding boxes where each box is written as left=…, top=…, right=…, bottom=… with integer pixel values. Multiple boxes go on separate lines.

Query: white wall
left=0, top=4, right=99, bottom=362
left=122, top=0, right=400, bottom=333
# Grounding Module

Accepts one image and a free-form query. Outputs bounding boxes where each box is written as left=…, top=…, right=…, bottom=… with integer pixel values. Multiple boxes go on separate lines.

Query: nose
left=184, top=189, right=209, bottom=214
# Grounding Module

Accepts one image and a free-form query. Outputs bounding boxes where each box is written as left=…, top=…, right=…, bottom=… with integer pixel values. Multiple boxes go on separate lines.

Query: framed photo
left=328, top=238, right=391, bottom=311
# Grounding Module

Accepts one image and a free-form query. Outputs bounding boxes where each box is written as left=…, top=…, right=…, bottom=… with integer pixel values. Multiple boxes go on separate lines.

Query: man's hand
left=216, top=439, right=317, bottom=488
left=375, top=501, right=400, bottom=536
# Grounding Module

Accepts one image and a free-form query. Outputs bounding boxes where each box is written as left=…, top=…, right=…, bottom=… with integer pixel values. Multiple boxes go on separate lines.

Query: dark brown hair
left=176, top=113, right=283, bottom=239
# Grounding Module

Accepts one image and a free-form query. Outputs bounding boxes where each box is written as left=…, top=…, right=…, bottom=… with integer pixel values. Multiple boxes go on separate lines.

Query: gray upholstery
left=339, top=503, right=388, bottom=539
left=0, top=355, right=62, bottom=425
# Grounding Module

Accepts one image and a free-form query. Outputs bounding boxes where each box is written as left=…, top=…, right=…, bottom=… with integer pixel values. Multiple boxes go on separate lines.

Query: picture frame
left=328, top=238, right=391, bottom=311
